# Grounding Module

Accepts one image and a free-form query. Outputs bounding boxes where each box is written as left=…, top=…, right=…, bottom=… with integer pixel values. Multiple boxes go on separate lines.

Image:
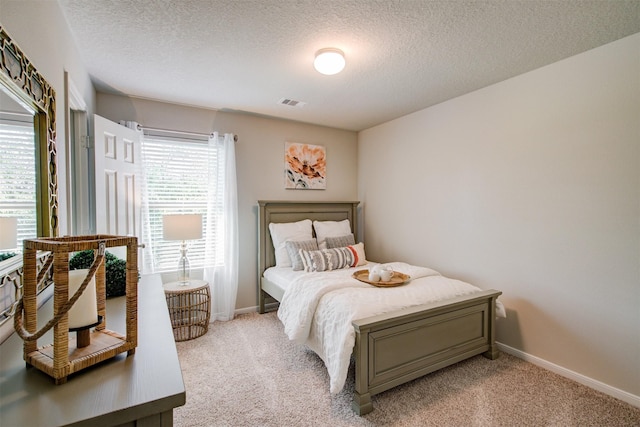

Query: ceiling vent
left=278, top=98, right=306, bottom=108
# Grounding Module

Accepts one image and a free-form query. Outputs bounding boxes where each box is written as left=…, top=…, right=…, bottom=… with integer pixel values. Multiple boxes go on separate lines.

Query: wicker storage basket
left=163, top=280, right=210, bottom=341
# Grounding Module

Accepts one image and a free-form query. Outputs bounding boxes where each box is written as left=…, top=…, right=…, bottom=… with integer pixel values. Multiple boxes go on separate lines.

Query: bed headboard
left=257, top=200, right=360, bottom=277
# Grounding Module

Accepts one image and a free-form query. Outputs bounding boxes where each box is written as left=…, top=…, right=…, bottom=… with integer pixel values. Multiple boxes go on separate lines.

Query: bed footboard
left=351, top=289, right=501, bottom=415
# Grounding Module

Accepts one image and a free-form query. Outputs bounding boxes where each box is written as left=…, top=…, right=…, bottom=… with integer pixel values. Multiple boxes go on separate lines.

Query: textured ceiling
left=58, top=0, right=640, bottom=131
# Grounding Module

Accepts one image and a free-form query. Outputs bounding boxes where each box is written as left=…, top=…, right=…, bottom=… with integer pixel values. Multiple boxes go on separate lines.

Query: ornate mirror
left=0, top=26, right=57, bottom=338
left=0, top=26, right=58, bottom=239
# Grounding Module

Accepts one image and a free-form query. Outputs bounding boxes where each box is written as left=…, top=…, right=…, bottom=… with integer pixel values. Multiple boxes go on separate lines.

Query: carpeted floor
left=174, top=312, right=640, bottom=426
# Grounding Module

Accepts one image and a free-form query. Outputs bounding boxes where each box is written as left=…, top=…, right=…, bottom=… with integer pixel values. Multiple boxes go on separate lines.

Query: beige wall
left=1, top=0, right=96, bottom=236
left=97, top=93, right=358, bottom=309
left=358, top=33, right=640, bottom=401
left=3, top=0, right=638, bottom=405
left=0, top=0, right=95, bottom=342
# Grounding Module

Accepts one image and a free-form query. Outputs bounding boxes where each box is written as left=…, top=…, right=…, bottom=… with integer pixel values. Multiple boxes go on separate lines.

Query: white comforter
left=277, top=262, right=505, bottom=394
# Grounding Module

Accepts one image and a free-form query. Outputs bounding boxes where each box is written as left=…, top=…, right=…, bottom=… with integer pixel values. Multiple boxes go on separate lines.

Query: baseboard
left=232, top=302, right=278, bottom=316
left=496, top=342, right=640, bottom=408
left=235, top=306, right=258, bottom=315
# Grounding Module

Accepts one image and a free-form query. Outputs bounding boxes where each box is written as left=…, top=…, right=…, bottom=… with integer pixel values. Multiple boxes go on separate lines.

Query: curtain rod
left=140, top=125, right=238, bottom=142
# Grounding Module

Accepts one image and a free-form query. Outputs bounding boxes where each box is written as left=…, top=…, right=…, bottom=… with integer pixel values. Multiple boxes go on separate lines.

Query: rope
left=14, top=242, right=106, bottom=342
left=36, top=254, right=54, bottom=287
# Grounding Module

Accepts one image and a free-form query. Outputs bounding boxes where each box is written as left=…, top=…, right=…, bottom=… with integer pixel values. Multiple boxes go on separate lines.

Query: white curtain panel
left=203, top=133, right=239, bottom=322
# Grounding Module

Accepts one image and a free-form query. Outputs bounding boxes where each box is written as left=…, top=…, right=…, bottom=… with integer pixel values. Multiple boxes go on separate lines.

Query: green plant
left=69, top=250, right=128, bottom=298
left=69, top=250, right=118, bottom=270
left=0, top=252, right=17, bottom=262
left=105, top=258, right=127, bottom=297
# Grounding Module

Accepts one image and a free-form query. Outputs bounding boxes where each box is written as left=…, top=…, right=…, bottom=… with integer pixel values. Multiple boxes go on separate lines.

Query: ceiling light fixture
left=314, top=48, right=345, bottom=75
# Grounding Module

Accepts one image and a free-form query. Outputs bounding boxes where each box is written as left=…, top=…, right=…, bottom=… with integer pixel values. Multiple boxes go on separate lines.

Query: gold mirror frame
left=0, top=26, right=58, bottom=238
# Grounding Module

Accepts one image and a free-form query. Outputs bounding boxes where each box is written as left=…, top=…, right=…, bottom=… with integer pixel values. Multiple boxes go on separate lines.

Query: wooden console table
left=0, top=274, right=186, bottom=427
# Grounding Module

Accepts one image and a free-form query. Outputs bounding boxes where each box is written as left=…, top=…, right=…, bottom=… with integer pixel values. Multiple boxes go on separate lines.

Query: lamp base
left=177, top=240, right=191, bottom=285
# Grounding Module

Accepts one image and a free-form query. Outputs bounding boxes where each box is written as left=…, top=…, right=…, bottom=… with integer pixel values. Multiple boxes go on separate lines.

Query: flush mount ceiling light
left=314, top=48, right=345, bottom=75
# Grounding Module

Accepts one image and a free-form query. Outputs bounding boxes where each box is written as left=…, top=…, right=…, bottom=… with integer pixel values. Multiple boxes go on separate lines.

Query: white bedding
left=275, top=262, right=506, bottom=394
left=263, top=266, right=304, bottom=292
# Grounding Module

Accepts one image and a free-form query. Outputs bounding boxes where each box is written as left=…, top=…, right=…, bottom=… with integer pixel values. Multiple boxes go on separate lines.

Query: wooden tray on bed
left=352, top=269, right=410, bottom=287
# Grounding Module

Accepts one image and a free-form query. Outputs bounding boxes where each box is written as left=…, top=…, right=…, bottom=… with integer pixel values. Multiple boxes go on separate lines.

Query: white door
left=93, top=114, right=142, bottom=240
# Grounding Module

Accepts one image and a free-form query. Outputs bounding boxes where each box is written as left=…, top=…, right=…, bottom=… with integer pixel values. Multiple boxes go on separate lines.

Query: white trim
left=64, top=71, right=88, bottom=235
left=234, top=306, right=257, bottom=316
left=222, top=303, right=279, bottom=318
left=65, top=72, right=87, bottom=111
left=497, top=342, right=640, bottom=408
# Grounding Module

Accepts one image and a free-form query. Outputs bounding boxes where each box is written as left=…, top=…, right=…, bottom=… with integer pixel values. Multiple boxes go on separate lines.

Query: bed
left=257, top=200, right=503, bottom=415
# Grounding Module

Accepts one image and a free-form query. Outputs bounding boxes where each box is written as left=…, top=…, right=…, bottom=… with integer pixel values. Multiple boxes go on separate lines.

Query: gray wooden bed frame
left=258, top=200, right=502, bottom=415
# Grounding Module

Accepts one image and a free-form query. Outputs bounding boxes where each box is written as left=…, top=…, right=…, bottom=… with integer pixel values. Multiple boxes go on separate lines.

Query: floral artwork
left=284, top=142, right=326, bottom=189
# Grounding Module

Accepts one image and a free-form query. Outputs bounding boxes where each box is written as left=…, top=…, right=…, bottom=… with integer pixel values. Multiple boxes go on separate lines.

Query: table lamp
left=163, top=214, right=202, bottom=285
left=0, top=217, right=18, bottom=251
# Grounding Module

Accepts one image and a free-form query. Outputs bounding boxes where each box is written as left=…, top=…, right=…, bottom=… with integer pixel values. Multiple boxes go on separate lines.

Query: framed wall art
left=284, top=142, right=326, bottom=189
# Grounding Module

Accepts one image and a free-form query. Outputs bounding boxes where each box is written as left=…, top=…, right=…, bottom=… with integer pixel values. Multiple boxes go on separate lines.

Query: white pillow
left=348, top=242, right=368, bottom=267
left=269, top=219, right=313, bottom=267
left=313, top=219, right=352, bottom=250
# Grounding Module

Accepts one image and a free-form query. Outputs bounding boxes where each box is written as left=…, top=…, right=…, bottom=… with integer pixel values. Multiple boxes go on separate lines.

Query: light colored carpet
left=174, top=312, right=640, bottom=426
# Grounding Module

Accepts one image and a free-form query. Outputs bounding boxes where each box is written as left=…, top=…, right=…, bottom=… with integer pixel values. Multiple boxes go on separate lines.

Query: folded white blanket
left=277, top=262, right=505, bottom=394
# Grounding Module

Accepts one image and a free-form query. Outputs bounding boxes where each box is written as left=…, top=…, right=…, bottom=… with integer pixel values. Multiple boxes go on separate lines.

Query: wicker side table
left=162, top=280, right=211, bottom=341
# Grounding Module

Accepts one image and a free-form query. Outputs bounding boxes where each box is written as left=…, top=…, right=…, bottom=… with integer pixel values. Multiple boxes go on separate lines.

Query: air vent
left=278, top=98, right=306, bottom=107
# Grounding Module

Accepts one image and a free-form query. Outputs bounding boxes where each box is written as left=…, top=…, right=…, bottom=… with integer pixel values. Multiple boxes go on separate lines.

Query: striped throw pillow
left=285, top=239, right=319, bottom=271
left=325, top=234, right=356, bottom=249
left=299, top=247, right=356, bottom=272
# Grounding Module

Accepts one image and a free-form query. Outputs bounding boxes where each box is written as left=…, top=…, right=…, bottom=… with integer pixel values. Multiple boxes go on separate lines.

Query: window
left=140, top=134, right=226, bottom=274
left=0, top=117, right=36, bottom=252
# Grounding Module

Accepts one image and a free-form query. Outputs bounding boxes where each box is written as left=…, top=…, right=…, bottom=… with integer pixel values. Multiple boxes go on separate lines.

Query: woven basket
left=164, top=281, right=210, bottom=341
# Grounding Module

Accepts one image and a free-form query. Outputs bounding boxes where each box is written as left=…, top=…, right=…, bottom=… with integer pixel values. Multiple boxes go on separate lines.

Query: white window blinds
left=140, top=134, right=223, bottom=273
left=0, top=120, right=36, bottom=251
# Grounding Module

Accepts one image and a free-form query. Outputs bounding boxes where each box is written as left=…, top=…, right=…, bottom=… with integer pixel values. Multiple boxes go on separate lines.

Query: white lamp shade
left=0, top=217, right=18, bottom=250
left=163, top=214, right=203, bottom=241
left=314, top=48, right=345, bottom=75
